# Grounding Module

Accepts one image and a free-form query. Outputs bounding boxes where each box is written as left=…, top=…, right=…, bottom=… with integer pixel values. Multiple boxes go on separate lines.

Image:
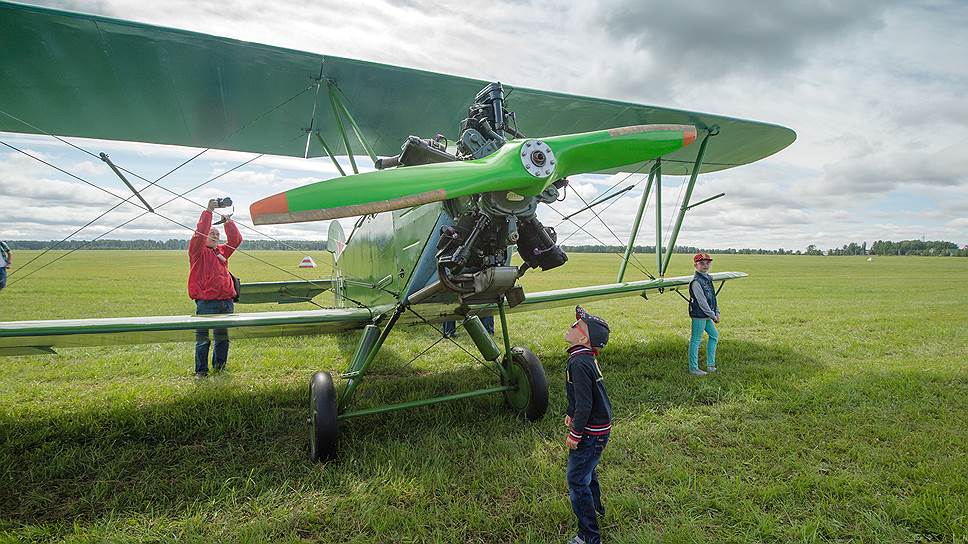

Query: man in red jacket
left=189, top=199, right=242, bottom=378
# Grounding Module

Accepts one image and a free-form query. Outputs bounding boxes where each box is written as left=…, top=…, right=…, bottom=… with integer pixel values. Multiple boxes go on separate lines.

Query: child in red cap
left=688, top=252, right=719, bottom=375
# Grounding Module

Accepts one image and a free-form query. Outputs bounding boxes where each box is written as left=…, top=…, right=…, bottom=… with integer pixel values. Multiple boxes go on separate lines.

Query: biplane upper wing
left=0, top=272, right=743, bottom=357
left=0, top=2, right=794, bottom=176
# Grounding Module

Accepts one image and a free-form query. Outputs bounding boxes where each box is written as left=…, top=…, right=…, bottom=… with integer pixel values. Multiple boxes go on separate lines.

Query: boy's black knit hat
left=576, top=306, right=610, bottom=349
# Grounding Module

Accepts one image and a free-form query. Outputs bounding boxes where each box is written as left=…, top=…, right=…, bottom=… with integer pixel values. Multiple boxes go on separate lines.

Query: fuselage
left=337, top=203, right=450, bottom=309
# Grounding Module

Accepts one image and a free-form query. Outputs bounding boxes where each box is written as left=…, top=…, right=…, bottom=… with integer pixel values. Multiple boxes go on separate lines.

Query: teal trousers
left=689, top=318, right=718, bottom=370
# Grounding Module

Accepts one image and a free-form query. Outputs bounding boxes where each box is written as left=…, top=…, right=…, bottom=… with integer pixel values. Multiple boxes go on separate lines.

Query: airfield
left=1, top=251, right=965, bottom=542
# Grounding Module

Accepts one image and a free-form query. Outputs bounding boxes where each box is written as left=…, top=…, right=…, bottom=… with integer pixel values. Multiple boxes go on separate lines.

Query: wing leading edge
left=0, top=305, right=392, bottom=357
left=0, top=273, right=744, bottom=357
left=389, top=272, right=748, bottom=326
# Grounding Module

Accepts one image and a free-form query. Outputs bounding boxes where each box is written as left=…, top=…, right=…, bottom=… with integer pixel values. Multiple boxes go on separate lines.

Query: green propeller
left=250, top=124, right=696, bottom=225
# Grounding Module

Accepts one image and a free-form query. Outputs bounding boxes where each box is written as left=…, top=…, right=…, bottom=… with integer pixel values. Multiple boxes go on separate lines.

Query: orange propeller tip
left=684, top=126, right=698, bottom=146
left=250, top=193, right=289, bottom=221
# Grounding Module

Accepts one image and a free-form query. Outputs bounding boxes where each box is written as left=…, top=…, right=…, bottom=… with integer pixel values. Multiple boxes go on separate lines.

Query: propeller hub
left=520, top=140, right=555, bottom=178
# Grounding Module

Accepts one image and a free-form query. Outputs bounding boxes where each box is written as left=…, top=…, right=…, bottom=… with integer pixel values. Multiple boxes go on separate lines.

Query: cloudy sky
left=2, top=0, right=966, bottom=252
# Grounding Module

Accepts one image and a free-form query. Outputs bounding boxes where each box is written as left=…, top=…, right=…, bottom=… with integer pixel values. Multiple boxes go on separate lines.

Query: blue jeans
left=195, top=299, right=234, bottom=373
left=689, top=318, right=719, bottom=370
left=0, top=267, right=6, bottom=290
left=567, top=433, right=608, bottom=544
left=443, top=316, right=494, bottom=336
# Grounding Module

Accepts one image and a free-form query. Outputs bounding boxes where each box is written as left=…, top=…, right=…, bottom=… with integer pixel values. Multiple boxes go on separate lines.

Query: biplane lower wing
left=0, top=305, right=393, bottom=356
left=510, top=271, right=746, bottom=313
left=0, top=272, right=744, bottom=357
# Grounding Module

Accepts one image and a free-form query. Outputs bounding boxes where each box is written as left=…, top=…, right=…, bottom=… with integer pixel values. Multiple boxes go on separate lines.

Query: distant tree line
left=867, top=240, right=964, bottom=256
left=5, top=238, right=965, bottom=256
left=4, top=239, right=329, bottom=251
left=564, top=240, right=967, bottom=257
left=805, top=240, right=965, bottom=256
left=562, top=245, right=799, bottom=255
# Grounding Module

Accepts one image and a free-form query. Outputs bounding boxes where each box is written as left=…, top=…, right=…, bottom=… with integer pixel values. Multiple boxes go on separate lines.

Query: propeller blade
left=250, top=124, right=696, bottom=225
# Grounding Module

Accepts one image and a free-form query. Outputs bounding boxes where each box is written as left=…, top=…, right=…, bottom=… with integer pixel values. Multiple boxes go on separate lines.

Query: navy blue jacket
left=566, top=346, right=613, bottom=440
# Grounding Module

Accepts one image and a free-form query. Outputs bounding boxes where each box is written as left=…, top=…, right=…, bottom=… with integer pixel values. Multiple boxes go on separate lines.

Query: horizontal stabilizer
left=236, top=279, right=332, bottom=304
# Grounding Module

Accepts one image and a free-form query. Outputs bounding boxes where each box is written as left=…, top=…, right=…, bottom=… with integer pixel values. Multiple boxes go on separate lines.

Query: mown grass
left=0, top=251, right=965, bottom=543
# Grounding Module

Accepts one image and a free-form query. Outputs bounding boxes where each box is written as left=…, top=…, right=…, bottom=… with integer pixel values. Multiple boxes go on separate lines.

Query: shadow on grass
left=0, top=335, right=822, bottom=529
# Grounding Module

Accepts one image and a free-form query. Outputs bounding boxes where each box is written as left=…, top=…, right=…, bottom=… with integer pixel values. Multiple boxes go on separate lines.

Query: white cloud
left=2, top=0, right=966, bottom=251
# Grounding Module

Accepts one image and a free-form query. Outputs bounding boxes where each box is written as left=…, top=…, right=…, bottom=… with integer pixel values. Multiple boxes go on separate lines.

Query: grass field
left=1, top=251, right=966, bottom=543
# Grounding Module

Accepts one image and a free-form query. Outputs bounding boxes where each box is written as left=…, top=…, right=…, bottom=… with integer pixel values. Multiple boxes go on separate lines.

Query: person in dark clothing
left=563, top=306, right=612, bottom=544
left=188, top=200, right=242, bottom=378
left=687, top=252, right=719, bottom=376
left=0, top=241, right=10, bottom=291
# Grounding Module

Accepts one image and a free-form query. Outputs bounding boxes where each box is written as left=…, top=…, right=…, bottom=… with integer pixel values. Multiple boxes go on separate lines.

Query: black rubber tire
left=502, top=346, right=549, bottom=421
left=308, top=371, right=339, bottom=462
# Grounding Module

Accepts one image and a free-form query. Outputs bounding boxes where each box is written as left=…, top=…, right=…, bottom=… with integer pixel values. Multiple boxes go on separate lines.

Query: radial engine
left=376, top=82, right=569, bottom=305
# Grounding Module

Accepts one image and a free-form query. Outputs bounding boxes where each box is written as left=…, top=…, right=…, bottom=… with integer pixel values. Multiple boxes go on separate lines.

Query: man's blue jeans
left=0, top=267, right=6, bottom=290
left=567, top=433, right=609, bottom=544
left=195, top=299, right=234, bottom=373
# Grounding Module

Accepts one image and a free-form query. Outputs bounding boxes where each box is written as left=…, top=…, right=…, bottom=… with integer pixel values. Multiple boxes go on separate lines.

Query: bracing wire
left=545, top=202, right=655, bottom=280
left=0, top=83, right=330, bottom=263
left=11, top=152, right=264, bottom=278
left=662, top=165, right=690, bottom=261
left=2, top=144, right=347, bottom=304
left=0, top=83, right=350, bottom=294
left=570, top=184, right=655, bottom=279
left=404, top=306, right=500, bottom=378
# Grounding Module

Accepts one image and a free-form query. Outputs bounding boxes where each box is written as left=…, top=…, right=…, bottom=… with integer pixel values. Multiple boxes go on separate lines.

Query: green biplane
left=0, top=2, right=795, bottom=460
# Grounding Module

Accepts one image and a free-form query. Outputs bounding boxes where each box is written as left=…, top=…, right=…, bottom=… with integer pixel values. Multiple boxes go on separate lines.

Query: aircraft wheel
left=308, top=371, right=339, bottom=462
left=502, top=346, right=548, bottom=421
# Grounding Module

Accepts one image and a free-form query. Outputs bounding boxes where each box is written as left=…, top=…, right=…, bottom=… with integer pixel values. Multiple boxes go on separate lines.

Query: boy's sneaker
left=706, top=366, right=718, bottom=373
left=689, top=368, right=708, bottom=376
left=568, top=536, right=586, bottom=544
left=194, top=371, right=209, bottom=379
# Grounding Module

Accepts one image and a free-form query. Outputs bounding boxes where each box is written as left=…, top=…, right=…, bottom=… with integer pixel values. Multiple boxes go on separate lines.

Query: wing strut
left=303, top=64, right=326, bottom=159
left=656, top=158, right=663, bottom=274
left=323, top=81, right=380, bottom=174
left=661, top=127, right=719, bottom=275
left=617, top=161, right=659, bottom=282
left=327, top=84, right=378, bottom=164
left=313, top=131, right=347, bottom=176
left=99, top=153, right=154, bottom=212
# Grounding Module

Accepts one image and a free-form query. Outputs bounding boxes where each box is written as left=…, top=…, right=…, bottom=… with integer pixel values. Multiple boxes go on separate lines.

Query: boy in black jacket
left=564, top=306, right=612, bottom=544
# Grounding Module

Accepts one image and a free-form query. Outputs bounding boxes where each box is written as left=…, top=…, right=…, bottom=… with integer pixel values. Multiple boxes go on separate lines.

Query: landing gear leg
left=496, top=298, right=548, bottom=420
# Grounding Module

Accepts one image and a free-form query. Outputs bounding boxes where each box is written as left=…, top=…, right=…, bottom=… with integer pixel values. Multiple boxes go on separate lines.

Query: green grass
left=1, top=251, right=966, bottom=543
